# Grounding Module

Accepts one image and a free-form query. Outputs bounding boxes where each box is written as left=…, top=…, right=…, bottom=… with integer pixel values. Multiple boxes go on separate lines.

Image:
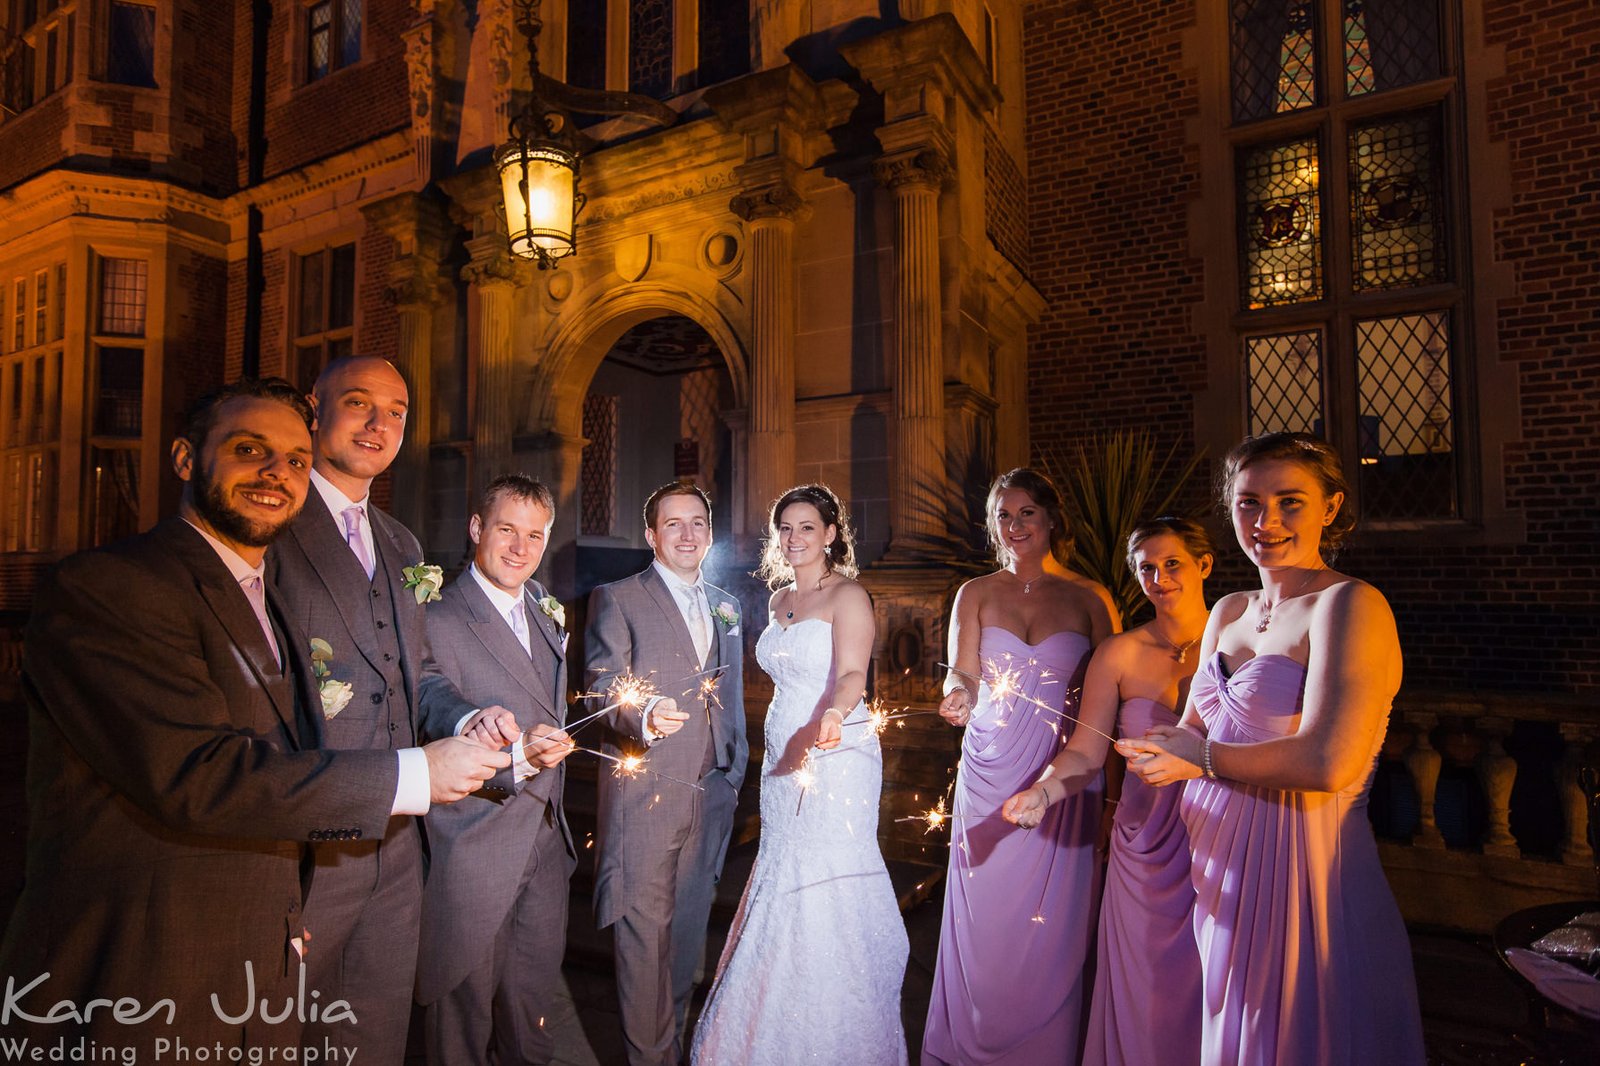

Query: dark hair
left=1125, top=515, right=1216, bottom=575
left=179, top=377, right=313, bottom=452
left=643, top=481, right=713, bottom=529
left=985, top=468, right=1073, bottom=566
left=755, top=484, right=859, bottom=589
left=477, top=473, right=555, bottom=521
left=1218, top=432, right=1355, bottom=556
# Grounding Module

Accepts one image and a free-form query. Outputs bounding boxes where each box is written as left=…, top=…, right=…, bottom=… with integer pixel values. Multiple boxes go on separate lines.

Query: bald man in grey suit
left=585, top=483, right=747, bottom=1066
left=415, top=475, right=576, bottom=1065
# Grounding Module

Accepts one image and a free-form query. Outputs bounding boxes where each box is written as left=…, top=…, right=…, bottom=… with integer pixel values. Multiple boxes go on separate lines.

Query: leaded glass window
left=1240, top=139, right=1322, bottom=308
left=1232, top=0, right=1318, bottom=122
left=294, top=243, right=357, bottom=394
left=1247, top=331, right=1324, bottom=435
left=1344, top=0, right=1439, bottom=97
left=98, top=258, right=147, bottom=337
left=1356, top=312, right=1455, bottom=519
left=107, top=1, right=156, bottom=88
left=1351, top=110, right=1446, bottom=290
left=581, top=394, right=618, bottom=537
left=305, top=0, right=359, bottom=83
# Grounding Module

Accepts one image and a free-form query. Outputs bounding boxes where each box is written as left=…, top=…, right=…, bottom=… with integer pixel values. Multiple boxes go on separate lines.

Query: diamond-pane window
left=1344, top=0, right=1439, bottom=97
left=1247, top=331, right=1324, bottom=435
left=1356, top=312, right=1455, bottom=519
left=581, top=394, right=618, bottom=537
left=1240, top=139, right=1322, bottom=308
left=1233, top=0, right=1317, bottom=122
left=339, top=0, right=362, bottom=67
left=1351, top=111, right=1445, bottom=290
left=307, top=1, right=331, bottom=81
left=107, top=2, right=156, bottom=88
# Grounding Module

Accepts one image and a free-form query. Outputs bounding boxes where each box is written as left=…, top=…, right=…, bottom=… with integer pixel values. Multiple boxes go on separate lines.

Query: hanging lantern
left=496, top=135, right=581, bottom=265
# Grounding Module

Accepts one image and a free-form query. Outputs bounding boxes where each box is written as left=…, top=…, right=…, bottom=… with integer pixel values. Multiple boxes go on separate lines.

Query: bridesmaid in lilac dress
left=1004, top=516, right=1215, bottom=1066
left=1119, top=433, right=1425, bottom=1066
left=923, top=469, right=1118, bottom=1066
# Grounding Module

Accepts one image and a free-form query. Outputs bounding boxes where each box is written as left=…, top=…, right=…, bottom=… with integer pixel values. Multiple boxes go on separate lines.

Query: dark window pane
left=1350, top=110, right=1446, bottom=290
left=307, top=1, right=331, bottom=81
left=327, top=243, right=355, bottom=329
left=53, top=263, right=64, bottom=341
left=65, top=12, right=74, bottom=85
left=1239, top=137, right=1323, bottom=308
left=295, top=342, right=324, bottom=397
left=1357, top=311, right=1456, bottom=519
left=297, top=251, right=325, bottom=336
left=6, top=364, right=21, bottom=446
left=95, top=346, right=143, bottom=436
left=580, top=393, right=618, bottom=536
left=107, top=2, right=156, bottom=88
left=697, top=0, right=749, bottom=88
left=98, top=258, right=147, bottom=336
left=338, top=0, right=361, bottom=68
left=629, top=0, right=671, bottom=98
left=89, top=446, right=140, bottom=547
left=1246, top=331, right=1324, bottom=434
left=12, top=279, right=24, bottom=350
left=1345, top=0, right=1439, bottom=98
left=1232, top=0, right=1317, bottom=122
left=566, top=0, right=607, bottom=91
left=44, top=24, right=57, bottom=94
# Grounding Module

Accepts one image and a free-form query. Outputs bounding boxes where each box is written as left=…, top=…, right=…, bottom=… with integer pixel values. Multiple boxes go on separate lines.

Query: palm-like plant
left=1040, top=430, right=1206, bottom=626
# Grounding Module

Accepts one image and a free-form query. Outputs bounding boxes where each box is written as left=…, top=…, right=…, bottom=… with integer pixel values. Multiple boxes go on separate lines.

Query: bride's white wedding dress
left=690, top=617, right=909, bottom=1065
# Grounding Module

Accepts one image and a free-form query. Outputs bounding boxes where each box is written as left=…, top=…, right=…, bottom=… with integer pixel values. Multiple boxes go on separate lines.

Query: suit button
left=383, top=653, right=393, bottom=662
left=376, top=621, right=386, bottom=629
left=351, top=829, right=363, bottom=840
left=372, top=589, right=380, bottom=598
left=389, top=723, right=398, bottom=733
left=387, top=687, right=395, bottom=696
left=370, top=692, right=383, bottom=704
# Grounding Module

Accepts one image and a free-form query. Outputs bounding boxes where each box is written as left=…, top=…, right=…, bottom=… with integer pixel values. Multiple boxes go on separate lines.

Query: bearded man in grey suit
left=267, top=355, right=516, bottom=1063
left=585, top=482, right=748, bottom=1066
left=415, top=474, right=578, bottom=1065
left=0, top=378, right=505, bottom=1054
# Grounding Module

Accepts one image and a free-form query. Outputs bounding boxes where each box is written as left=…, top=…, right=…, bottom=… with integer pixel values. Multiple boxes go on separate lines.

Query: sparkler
left=562, top=743, right=705, bottom=792
left=937, top=661, right=1117, bottom=745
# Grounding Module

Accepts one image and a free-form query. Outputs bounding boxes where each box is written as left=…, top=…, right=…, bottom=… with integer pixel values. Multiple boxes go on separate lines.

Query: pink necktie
left=240, top=575, right=281, bottom=668
left=341, top=505, right=375, bottom=580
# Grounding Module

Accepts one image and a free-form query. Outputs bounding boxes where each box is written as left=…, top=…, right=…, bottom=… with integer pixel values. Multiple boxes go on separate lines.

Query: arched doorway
left=572, top=313, right=738, bottom=601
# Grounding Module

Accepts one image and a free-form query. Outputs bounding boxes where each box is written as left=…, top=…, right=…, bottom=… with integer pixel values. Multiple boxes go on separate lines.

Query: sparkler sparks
left=938, top=660, right=1115, bottom=745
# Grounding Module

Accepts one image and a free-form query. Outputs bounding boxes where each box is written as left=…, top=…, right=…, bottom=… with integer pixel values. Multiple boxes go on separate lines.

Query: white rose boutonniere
left=712, top=601, right=740, bottom=636
left=537, top=595, right=566, bottom=630
left=309, top=637, right=354, bottom=719
left=402, top=563, right=444, bottom=604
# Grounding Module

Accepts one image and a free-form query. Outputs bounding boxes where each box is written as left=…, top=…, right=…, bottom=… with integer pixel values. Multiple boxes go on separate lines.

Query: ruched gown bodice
left=923, top=627, right=1099, bottom=1066
left=1180, top=653, right=1424, bottom=1065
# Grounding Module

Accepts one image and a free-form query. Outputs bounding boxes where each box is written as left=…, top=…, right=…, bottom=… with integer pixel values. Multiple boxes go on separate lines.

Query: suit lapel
left=525, top=585, right=565, bottom=663
left=641, top=566, right=700, bottom=667
left=287, top=500, right=383, bottom=676
left=167, top=522, right=301, bottom=740
left=458, top=577, right=551, bottom=716
left=273, top=594, right=326, bottom=749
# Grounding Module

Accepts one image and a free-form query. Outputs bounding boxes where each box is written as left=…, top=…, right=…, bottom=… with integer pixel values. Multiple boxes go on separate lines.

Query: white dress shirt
left=309, top=467, right=376, bottom=569
left=455, top=564, right=542, bottom=780
left=640, top=559, right=712, bottom=742
left=185, top=517, right=430, bottom=816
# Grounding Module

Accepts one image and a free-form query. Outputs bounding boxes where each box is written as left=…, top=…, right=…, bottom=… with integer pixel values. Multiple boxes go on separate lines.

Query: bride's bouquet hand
left=815, top=708, right=845, bottom=750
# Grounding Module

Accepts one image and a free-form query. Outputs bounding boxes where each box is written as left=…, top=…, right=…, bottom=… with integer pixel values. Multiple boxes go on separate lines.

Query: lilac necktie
left=508, top=601, right=532, bottom=657
left=240, top=575, right=281, bottom=668
left=341, top=505, right=375, bottom=580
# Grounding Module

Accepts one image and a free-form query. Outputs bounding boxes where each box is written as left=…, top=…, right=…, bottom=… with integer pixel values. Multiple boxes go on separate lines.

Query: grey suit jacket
left=415, top=574, right=574, bottom=1003
left=267, top=495, right=475, bottom=749
left=0, top=517, right=395, bottom=1043
left=584, top=565, right=747, bottom=927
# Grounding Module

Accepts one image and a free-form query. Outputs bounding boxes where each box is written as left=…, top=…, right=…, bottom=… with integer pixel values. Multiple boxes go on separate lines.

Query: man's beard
left=192, top=465, right=298, bottom=548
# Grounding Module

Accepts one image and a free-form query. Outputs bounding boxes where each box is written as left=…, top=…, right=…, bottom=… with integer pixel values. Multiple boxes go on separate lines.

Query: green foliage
left=1040, top=431, right=1206, bottom=626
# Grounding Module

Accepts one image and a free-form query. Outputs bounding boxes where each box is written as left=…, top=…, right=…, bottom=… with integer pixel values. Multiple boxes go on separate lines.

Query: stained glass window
left=581, top=394, right=619, bottom=537
left=1345, top=0, right=1439, bottom=97
left=1351, top=110, right=1445, bottom=290
left=1233, top=0, right=1317, bottom=122
left=1240, top=138, right=1322, bottom=308
left=1356, top=312, right=1455, bottom=518
left=1247, top=331, right=1324, bottom=435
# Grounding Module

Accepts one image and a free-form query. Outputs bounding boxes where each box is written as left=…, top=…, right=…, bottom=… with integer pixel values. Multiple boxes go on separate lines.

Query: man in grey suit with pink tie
left=585, top=482, right=748, bottom=1066
left=414, top=474, right=576, bottom=1065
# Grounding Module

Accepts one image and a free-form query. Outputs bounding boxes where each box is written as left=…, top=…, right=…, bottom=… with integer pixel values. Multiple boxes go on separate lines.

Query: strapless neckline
left=980, top=624, right=1092, bottom=650
left=1214, top=651, right=1307, bottom=680
left=772, top=615, right=830, bottom=635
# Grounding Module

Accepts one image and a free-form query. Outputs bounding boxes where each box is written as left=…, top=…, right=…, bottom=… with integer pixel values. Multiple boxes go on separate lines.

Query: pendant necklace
left=1014, top=569, right=1043, bottom=595
left=1152, top=626, right=1202, bottom=664
left=1256, top=567, right=1324, bottom=633
left=786, top=573, right=826, bottom=620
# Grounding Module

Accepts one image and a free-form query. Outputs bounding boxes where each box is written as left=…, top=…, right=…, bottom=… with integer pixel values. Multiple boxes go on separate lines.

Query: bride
left=690, top=484, right=908, bottom=1065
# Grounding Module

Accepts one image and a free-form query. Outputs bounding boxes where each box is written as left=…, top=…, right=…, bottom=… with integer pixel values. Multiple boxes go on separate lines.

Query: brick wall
left=984, top=123, right=1031, bottom=278
left=170, top=0, right=238, bottom=194
left=358, top=217, right=397, bottom=359
left=1021, top=0, right=1600, bottom=696
left=0, top=97, right=68, bottom=192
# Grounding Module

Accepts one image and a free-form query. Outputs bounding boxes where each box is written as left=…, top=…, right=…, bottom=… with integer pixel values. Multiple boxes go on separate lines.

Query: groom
left=585, top=482, right=747, bottom=1066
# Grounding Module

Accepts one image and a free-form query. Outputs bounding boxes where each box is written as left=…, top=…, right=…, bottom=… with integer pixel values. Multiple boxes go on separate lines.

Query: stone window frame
left=1191, top=0, right=1522, bottom=543
left=0, top=257, right=64, bottom=554
left=294, top=0, right=364, bottom=88
left=0, top=0, right=79, bottom=115
left=287, top=237, right=360, bottom=396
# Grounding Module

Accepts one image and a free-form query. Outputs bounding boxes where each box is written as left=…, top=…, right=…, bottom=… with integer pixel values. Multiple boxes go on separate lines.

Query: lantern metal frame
left=496, top=0, right=676, bottom=269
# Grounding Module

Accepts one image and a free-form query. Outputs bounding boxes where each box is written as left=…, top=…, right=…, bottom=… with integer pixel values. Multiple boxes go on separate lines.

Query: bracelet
left=1201, top=736, right=1218, bottom=780
left=1103, top=797, right=1119, bottom=806
left=823, top=707, right=847, bottom=722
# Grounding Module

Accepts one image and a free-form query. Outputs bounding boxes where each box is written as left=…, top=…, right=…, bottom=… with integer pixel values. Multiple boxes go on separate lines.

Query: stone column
left=462, top=236, right=520, bottom=493
left=730, top=183, right=803, bottom=534
left=874, top=148, right=952, bottom=558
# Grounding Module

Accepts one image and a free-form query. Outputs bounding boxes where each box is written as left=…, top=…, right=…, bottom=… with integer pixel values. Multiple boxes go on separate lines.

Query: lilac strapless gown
left=1182, top=653, right=1425, bottom=1065
left=923, top=627, right=1098, bottom=1066
left=1083, top=697, right=1201, bottom=1066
